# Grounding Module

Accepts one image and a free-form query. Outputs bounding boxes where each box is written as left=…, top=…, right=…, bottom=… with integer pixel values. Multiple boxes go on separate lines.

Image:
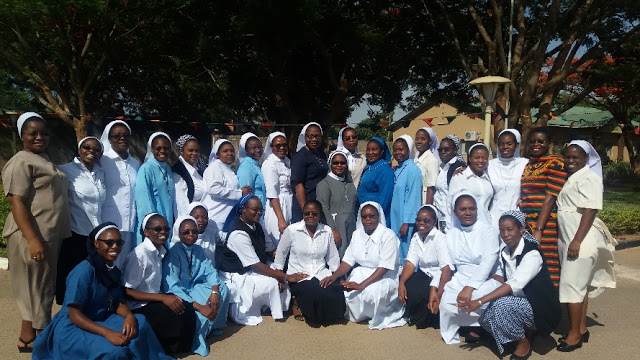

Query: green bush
left=603, top=161, right=637, bottom=183
left=0, top=185, right=8, bottom=252
left=599, top=208, right=640, bottom=235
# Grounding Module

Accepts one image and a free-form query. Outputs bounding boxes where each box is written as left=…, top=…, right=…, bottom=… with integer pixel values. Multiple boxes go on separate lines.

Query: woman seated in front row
left=398, top=205, right=452, bottom=329
left=33, top=223, right=171, bottom=360
left=320, top=202, right=406, bottom=330
left=439, top=193, right=501, bottom=344
left=215, top=194, right=307, bottom=325
left=163, top=215, right=230, bottom=357
left=275, top=200, right=345, bottom=324
left=462, top=210, right=561, bottom=360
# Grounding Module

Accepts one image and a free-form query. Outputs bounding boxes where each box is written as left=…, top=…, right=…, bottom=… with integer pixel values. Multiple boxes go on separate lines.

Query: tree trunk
left=617, top=134, right=625, bottom=162
left=73, top=116, right=88, bottom=143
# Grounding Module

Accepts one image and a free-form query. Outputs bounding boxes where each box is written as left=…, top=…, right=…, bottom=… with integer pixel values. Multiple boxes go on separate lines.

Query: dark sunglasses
left=332, top=161, right=347, bottom=165
left=271, top=143, right=287, bottom=149
left=415, top=217, right=435, bottom=224
left=146, top=226, right=170, bottom=233
left=97, top=238, right=125, bottom=247
left=81, top=145, right=102, bottom=152
left=303, top=211, right=320, bottom=217
left=180, top=229, right=199, bottom=235
left=343, top=135, right=358, bottom=141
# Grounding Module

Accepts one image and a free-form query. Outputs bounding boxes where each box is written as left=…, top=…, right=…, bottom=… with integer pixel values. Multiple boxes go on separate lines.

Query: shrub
left=0, top=185, right=8, bottom=250
left=603, top=161, right=637, bottom=183
left=599, top=208, right=640, bottom=235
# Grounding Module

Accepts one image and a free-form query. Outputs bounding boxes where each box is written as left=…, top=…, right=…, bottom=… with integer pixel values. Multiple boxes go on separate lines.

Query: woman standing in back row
left=291, top=122, right=328, bottom=223
left=261, top=132, right=293, bottom=249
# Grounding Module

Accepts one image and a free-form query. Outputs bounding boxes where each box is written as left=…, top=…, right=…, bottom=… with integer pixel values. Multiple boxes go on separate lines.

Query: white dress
left=173, top=156, right=206, bottom=217
left=487, top=157, right=528, bottom=228
left=202, top=159, right=243, bottom=230
left=220, top=228, right=290, bottom=326
left=342, top=226, right=407, bottom=330
left=58, top=158, right=106, bottom=236
left=433, top=157, right=458, bottom=232
left=261, top=154, right=293, bottom=248
left=556, top=166, right=616, bottom=303
left=414, top=150, right=439, bottom=205
left=439, top=222, right=501, bottom=344
left=448, top=167, right=494, bottom=224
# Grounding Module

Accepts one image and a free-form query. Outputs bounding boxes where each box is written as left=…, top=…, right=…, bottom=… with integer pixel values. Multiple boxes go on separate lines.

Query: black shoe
left=510, top=348, right=532, bottom=360
left=557, top=339, right=583, bottom=352
left=559, top=330, right=590, bottom=344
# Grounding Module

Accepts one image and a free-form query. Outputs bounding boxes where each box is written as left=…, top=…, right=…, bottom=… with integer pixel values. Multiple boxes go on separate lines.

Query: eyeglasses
left=528, top=139, right=548, bottom=144
left=81, top=145, right=102, bottom=152
left=23, top=131, right=51, bottom=138
left=247, top=146, right=262, bottom=152
left=305, top=134, right=321, bottom=140
left=146, top=226, right=170, bottom=233
left=153, top=146, right=171, bottom=151
left=245, top=207, right=264, bottom=213
left=331, top=161, right=347, bottom=165
left=109, top=133, right=130, bottom=140
left=438, top=147, right=454, bottom=152
left=97, top=238, right=125, bottom=247
left=361, top=214, right=378, bottom=220
left=271, top=143, right=287, bottom=149
left=180, top=229, right=199, bottom=235
left=415, top=217, right=435, bottom=224
left=303, top=211, right=320, bottom=217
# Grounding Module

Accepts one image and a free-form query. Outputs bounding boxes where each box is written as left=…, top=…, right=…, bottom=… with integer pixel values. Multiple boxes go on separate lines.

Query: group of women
left=2, top=112, right=616, bottom=359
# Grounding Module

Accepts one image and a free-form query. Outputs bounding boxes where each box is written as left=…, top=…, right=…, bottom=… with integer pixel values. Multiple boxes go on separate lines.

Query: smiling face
left=305, top=125, right=322, bottom=151
left=366, top=140, right=383, bottom=163
left=143, top=216, right=170, bottom=247
left=179, top=220, right=198, bottom=246
left=245, top=137, right=263, bottom=161
left=181, top=140, right=200, bottom=166
left=438, top=138, right=457, bottom=164
left=415, top=208, right=436, bottom=236
left=331, top=153, right=348, bottom=177
left=454, top=196, right=478, bottom=227
left=240, top=197, right=263, bottom=225
left=217, top=142, right=236, bottom=165
left=270, top=135, right=288, bottom=159
left=190, top=206, right=209, bottom=234
left=151, top=136, right=171, bottom=163
left=360, top=205, right=379, bottom=234
left=21, top=119, right=50, bottom=154
left=414, top=129, right=431, bottom=155
left=94, top=228, right=123, bottom=264
left=342, top=128, right=358, bottom=153
left=499, top=216, right=524, bottom=250
left=108, top=124, right=130, bottom=155
left=498, top=132, right=518, bottom=159
left=303, top=202, right=321, bottom=229
left=392, top=139, right=410, bottom=163
left=528, top=131, right=551, bottom=157
left=564, top=145, right=588, bottom=174
left=78, top=138, right=101, bottom=168
left=468, top=146, right=489, bottom=175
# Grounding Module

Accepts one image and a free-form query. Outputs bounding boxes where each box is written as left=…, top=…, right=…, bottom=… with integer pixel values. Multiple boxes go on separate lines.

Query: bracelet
left=211, top=290, right=219, bottom=295
left=534, top=226, right=543, bottom=231
left=477, top=299, right=482, bottom=306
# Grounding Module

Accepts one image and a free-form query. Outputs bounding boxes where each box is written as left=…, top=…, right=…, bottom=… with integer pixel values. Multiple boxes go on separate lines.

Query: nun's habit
left=202, top=139, right=243, bottom=230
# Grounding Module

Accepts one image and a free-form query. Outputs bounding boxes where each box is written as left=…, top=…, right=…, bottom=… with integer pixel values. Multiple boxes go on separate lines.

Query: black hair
left=566, top=144, right=587, bottom=156
left=417, top=206, right=438, bottom=223
left=454, top=194, right=476, bottom=209
left=306, top=124, right=322, bottom=133
left=498, top=131, right=517, bottom=143
left=303, top=199, right=323, bottom=212
left=467, top=143, right=489, bottom=156
left=361, top=204, right=379, bottom=216
left=529, top=126, right=553, bottom=142
left=341, top=127, right=356, bottom=139
left=394, top=137, right=409, bottom=148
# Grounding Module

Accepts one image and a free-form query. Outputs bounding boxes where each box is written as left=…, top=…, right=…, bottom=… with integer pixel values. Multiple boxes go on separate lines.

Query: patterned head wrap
left=443, top=134, right=465, bottom=162
left=175, top=134, right=207, bottom=174
left=500, top=209, right=538, bottom=244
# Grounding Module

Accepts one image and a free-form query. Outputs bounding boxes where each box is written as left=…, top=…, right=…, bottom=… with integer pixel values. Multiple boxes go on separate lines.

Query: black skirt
left=289, top=277, right=346, bottom=323
left=404, top=271, right=439, bottom=329
left=133, top=300, right=196, bottom=355
left=56, top=232, right=88, bottom=305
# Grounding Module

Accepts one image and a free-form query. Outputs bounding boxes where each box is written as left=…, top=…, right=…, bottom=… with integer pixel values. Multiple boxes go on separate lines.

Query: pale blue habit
left=237, top=157, right=267, bottom=212
left=134, top=157, right=175, bottom=244
left=162, top=242, right=230, bottom=357
left=390, top=159, right=423, bottom=263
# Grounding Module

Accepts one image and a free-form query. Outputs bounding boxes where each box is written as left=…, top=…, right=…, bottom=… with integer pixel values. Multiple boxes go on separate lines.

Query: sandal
left=17, top=337, right=35, bottom=353
left=292, top=299, right=304, bottom=321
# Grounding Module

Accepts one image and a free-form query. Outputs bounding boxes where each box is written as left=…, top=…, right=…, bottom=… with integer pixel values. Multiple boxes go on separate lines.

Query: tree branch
left=433, top=0, right=473, bottom=77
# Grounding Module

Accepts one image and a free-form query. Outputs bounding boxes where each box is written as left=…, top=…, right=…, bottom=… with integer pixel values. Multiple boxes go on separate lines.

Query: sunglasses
left=245, top=207, right=264, bottom=213
left=181, top=229, right=199, bottom=235
left=415, top=217, right=435, bottom=224
left=438, top=147, right=454, bottom=152
left=361, top=214, right=378, bottom=220
left=146, top=226, right=170, bottom=233
left=303, top=211, right=320, bottom=217
left=271, top=143, right=287, bottom=149
left=343, top=135, right=358, bottom=141
left=305, top=134, right=321, bottom=140
left=332, top=161, right=347, bottom=165
left=97, top=238, right=125, bottom=247
left=81, top=145, right=102, bottom=152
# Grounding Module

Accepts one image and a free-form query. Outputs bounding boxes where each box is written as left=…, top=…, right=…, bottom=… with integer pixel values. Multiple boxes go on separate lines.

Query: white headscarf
left=77, top=136, right=103, bottom=151
left=569, top=140, right=603, bottom=178
left=141, top=212, right=161, bottom=233
left=171, top=215, right=198, bottom=245
left=497, top=129, right=522, bottom=160
left=467, top=143, right=489, bottom=157
left=356, top=201, right=387, bottom=230
left=237, top=132, right=261, bottom=166
left=337, top=127, right=359, bottom=154
left=396, top=134, right=415, bottom=160
left=264, top=131, right=287, bottom=160
left=17, top=112, right=45, bottom=139
left=208, top=138, right=232, bottom=164
left=144, top=132, right=171, bottom=162
left=187, top=201, right=208, bottom=214
left=416, top=127, right=440, bottom=165
left=100, top=120, right=131, bottom=155
left=296, top=122, right=323, bottom=152
left=327, top=149, right=349, bottom=182
left=450, top=192, right=491, bottom=229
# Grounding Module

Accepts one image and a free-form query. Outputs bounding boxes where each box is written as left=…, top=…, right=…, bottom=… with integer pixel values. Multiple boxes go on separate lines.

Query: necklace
left=497, top=160, right=520, bottom=195
left=181, top=246, right=194, bottom=278
left=394, top=161, right=409, bottom=184
left=364, top=236, right=373, bottom=257
left=309, top=148, right=326, bottom=166
left=155, top=163, right=171, bottom=194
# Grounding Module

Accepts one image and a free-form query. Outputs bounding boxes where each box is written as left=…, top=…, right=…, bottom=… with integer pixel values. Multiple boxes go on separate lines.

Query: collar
left=569, top=165, right=590, bottom=178
left=463, top=166, right=489, bottom=180
left=328, top=172, right=345, bottom=182
left=179, top=156, right=198, bottom=176
left=214, top=158, right=233, bottom=169
left=73, top=157, right=96, bottom=174
left=362, top=224, right=384, bottom=244
left=142, top=237, right=167, bottom=258
left=294, top=220, right=327, bottom=235
left=416, top=149, right=434, bottom=161
left=502, top=238, right=525, bottom=259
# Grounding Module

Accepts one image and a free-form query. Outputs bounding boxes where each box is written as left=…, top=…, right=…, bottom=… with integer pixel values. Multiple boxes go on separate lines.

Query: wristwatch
left=534, top=226, right=543, bottom=231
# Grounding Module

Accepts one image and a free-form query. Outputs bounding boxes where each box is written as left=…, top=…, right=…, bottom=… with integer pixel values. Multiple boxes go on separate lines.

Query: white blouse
left=227, top=227, right=264, bottom=266
left=501, top=240, right=543, bottom=297
left=274, top=221, right=340, bottom=280
left=487, top=157, right=528, bottom=227
left=203, top=159, right=243, bottom=229
left=415, top=150, right=439, bottom=204
left=433, top=157, right=458, bottom=227
left=261, top=154, right=292, bottom=199
left=121, top=237, right=167, bottom=309
left=343, top=226, right=399, bottom=271
left=59, top=158, right=106, bottom=235
left=448, top=167, right=494, bottom=223
left=173, top=156, right=206, bottom=217
left=100, top=149, right=140, bottom=233
left=406, top=228, right=452, bottom=288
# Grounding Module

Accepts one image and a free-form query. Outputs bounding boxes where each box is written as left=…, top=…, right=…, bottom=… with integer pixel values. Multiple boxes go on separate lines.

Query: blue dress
left=237, top=157, right=267, bottom=217
left=357, top=159, right=394, bottom=226
left=134, top=157, right=175, bottom=244
left=33, top=261, right=171, bottom=360
left=162, top=242, right=230, bottom=357
left=390, top=159, right=423, bottom=262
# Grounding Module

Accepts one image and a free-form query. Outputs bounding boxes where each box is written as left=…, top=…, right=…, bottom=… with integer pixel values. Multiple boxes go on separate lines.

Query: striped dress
left=520, top=155, right=567, bottom=287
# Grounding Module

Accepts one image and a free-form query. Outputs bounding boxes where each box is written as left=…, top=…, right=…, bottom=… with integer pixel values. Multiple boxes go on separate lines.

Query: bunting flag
left=446, top=115, right=456, bottom=123
left=422, top=118, right=434, bottom=127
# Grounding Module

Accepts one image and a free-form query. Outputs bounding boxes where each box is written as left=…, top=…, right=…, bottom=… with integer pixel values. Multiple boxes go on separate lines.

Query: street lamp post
left=469, top=76, right=511, bottom=147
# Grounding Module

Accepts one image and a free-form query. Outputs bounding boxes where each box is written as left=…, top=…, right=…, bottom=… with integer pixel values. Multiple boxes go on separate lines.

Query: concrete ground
left=1, top=247, right=639, bottom=360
